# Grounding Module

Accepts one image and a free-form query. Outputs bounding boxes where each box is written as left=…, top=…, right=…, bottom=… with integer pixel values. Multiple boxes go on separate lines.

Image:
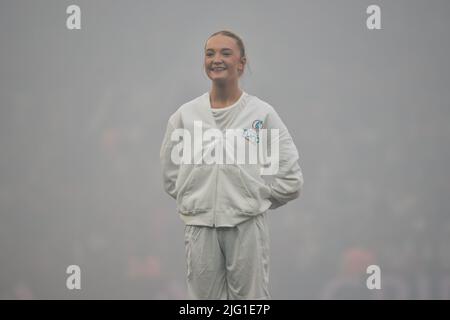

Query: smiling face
left=204, top=34, right=246, bottom=84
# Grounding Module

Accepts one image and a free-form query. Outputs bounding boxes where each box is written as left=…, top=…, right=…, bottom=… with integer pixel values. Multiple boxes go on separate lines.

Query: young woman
left=160, top=30, right=304, bottom=299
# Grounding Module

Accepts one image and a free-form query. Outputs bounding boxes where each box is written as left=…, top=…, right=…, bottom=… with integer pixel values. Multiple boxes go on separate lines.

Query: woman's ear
left=240, top=56, right=247, bottom=67
left=239, top=56, right=247, bottom=74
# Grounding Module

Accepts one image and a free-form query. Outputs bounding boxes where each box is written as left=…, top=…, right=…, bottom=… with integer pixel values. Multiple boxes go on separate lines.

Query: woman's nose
left=212, top=56, right=223, bottom=63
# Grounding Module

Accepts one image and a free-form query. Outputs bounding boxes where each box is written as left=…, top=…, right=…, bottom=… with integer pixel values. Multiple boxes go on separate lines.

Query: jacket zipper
left=212, top=164, right=219, bottom=227
left=206, top=94, right=227, bottom=227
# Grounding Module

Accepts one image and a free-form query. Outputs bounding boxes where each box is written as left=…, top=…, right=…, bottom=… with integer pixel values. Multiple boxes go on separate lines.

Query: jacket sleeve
left=159, top=119, right=179, bottom=200
left=265, top=107, right=304, bottom=209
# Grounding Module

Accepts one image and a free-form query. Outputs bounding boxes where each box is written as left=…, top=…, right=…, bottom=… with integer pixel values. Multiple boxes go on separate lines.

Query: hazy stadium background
left=1, top=0, right=449, bottom=299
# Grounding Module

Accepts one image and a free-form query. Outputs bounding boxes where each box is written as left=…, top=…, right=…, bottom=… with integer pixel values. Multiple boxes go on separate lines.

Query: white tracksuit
left=160, top=91, right=304, bottom=299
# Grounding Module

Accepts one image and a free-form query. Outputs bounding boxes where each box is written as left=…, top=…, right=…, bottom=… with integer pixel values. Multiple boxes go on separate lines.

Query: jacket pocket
left=177, top=165, right=215, bottom=214
left=239, top=163, right=272, bottom=200
left=218, top=164, right=263, bottom=214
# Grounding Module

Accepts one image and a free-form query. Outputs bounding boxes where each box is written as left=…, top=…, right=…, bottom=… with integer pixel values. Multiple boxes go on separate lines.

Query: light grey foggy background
left=1, top=0, right=449, bottom=299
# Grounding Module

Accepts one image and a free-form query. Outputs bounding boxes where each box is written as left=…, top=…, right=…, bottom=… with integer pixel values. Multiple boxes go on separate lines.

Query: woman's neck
left=209, top=82, right=243, bottom=109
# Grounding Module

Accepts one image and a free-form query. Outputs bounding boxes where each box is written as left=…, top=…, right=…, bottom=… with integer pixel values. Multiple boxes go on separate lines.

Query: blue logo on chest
left=243, top=120, right=264, bottom=143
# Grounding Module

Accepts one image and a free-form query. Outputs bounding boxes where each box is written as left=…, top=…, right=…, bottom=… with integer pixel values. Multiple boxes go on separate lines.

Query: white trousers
left=184, top=212, right=271, bottom=300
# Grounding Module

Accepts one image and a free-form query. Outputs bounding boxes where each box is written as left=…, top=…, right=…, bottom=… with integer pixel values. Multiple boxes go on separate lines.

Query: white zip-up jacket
left=160, top=91, right=304, bottom=227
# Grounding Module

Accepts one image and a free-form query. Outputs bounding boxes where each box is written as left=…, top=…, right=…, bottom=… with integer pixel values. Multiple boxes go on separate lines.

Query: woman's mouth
left=211, top=67, right=226, bottom=72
